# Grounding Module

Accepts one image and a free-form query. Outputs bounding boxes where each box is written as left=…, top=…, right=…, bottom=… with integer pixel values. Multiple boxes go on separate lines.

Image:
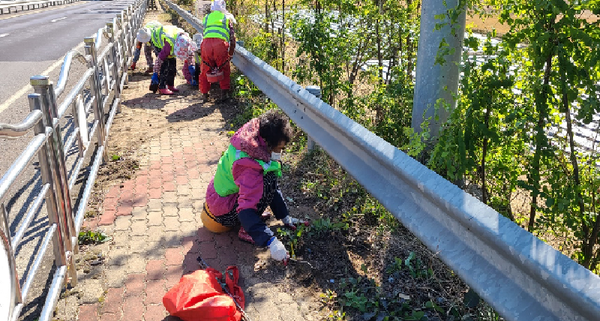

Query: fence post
left=1, top=202, right=22, bottom=311
left=30, top=76, right=78, bottom=285
left=106, top=21, right=122, bottom=101
left=304, top=86, right=321, bottom=151
left=27, top=91, right=69, bottom=274
left=85, top=37, right=109, bottom=163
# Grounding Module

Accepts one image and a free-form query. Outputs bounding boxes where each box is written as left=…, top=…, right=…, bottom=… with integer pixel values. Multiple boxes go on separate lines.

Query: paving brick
left=99, top=209, right=116, bottom=226
left=131, top=220, right=148, bottom=236
left=147, top=199, right=162, bottom=211
left=78, top=303, right=99, bottom=321
left=181, top=236, right=195, bottom=253
left=116, top=204, right=133, bottom=216
left=146, top=243, right=166, bottom=260
left=148, top=188, right=162, bottom=199
left=160, top=231, right=181, bottom=248
left=178, top=207, right=196, bottom=222
left=178, top=197, right=195, bottom=209
left=147, top=211, right=164, bottom=226
left=125, top=273, right=146, bottom=298
left=146, top=226, right=165, bottom=242
left=182, top=254, right=200, bottom=274
left=198, top=242, right=217, bottom=259
left=114, top=216, right=131, bottom=231
left=130, top=237, right=151, bottom=254
left=131, top=206, right=148, bottom=221
left=214, top=233, right=233, bottom=248
left=163, top=217, right=180, bottom=231
left=219, top=250, right=238, bottom=267
left=176, top=185, right=191, bottom=196
left=162, top=204, right=178, bottom=216
left=105, top=265, right=128, bottom=288
left=196, top=228, right=213, bottom=242
left=144, top=280, right=167, bottom=305
left=179, top=222, right=198, bottom=237
left=106, top=186, right=121, bottom=199
left=165, top=265, right=184, bottom=288
left=132, top=195, right=149, bottom=207
left=122, top=295, right=145, bottom=320
left=165, top=248, right=184, bottom=266
left=103, top=197, right=119, bottom=210
left=144, top=304, right=167, bottom=321
left=146, top=260, right=165, bottom=280
left=101, top=287, right=123, bottom=315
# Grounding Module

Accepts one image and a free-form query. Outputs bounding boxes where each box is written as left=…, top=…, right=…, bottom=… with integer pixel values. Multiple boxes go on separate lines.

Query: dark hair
left=258, top=110, right=293, bottom=149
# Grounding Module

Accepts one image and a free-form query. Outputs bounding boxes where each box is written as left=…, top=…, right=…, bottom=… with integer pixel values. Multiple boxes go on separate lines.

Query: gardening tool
left=284, top=257, right=314, bottom=269
left=197, top=256, right=252, bottom=321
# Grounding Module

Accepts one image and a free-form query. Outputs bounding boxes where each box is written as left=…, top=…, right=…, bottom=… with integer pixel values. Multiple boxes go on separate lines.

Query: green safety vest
left=203, top=11, right=230, bottom=42
left=214, top=145, right=282, bottom=197
left=151, top=25, right=180, bottom=54
left=145, top=21, right=162, bottom=33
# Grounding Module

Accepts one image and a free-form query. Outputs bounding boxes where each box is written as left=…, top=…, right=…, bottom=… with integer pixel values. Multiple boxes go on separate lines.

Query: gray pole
left=411, top=0, right=466, bottom=140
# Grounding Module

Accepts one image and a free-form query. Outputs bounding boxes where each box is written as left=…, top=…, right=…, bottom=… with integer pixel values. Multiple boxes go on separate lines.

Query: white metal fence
left=0, top=0, right=146, bottom=320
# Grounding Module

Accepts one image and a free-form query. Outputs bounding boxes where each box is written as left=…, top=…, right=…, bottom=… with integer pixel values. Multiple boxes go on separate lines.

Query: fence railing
left=165, top=1, right=600, bottom=320
left=0, top=0, right=146, bottom=320
left=0, top=0, right=79, bottom=15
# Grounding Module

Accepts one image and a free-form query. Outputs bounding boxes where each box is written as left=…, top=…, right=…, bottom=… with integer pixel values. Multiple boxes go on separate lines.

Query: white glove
left=268, top=237, right=289, bottom=261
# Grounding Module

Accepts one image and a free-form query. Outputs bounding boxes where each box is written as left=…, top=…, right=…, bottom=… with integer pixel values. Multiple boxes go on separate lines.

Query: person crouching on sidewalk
left=202, top=110, right=307, bottom=262
left=149, top=25, right=196, bottom=95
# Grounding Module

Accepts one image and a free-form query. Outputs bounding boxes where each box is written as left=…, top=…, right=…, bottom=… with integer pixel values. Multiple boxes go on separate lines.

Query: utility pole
left=412, top=0, right=466, bottom=140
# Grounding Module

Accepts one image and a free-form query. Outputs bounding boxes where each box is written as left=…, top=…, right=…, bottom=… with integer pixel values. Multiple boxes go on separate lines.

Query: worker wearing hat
left=149, top=25, right=197, bottom=95
left=199, top=0, right=236, bottom=101
left=131, top=21, right=162, bottom=73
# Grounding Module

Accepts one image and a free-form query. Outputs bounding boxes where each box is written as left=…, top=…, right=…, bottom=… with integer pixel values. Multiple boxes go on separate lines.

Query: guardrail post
left=304, top=86, right=321, bottom=151
left=27, top=91, right=69, bottom=273
left=30, top=76, right=78, bottom=285
left=85, top=37, right=109, bottom=163
left=1, top=202, right=22, bottom=310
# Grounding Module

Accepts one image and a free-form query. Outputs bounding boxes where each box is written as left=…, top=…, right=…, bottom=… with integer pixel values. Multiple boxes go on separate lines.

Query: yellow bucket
left=200, top=203, right=232, bottom=233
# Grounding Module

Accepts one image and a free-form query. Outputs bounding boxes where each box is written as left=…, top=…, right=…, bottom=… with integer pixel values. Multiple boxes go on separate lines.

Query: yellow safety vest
left=151, top=25, right=180, bottom=55
left=203, top=11, right=230, bottom=42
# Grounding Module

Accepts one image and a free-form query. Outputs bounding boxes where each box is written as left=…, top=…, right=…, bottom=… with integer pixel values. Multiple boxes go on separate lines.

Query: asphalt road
left=0, top=0, right=138, bottom=319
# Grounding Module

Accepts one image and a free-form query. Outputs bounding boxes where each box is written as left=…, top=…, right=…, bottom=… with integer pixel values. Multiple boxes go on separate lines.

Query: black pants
left=154, top=47, right=176, bottom=89
left=214, top=172, right=278, bottom=227
left=159, top=57, right=177, bottom=89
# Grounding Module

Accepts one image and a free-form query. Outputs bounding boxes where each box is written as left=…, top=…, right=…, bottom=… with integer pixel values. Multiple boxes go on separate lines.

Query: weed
left=78, top=230, right=110, bottom=245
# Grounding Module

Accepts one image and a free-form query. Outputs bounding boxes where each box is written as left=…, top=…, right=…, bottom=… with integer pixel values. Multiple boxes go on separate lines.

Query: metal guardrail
left=0, top=0, right=79, bottom=15
left=165, top=1, right=600, bottom=320
left=0, top=0, right=147, bottom=320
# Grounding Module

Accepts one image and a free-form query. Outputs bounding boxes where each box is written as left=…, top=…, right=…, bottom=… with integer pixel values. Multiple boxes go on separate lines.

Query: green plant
left=78, top=230, right=109, bottom=245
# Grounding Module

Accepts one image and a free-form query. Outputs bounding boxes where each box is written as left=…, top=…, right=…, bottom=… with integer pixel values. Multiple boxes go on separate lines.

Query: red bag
left=163, top=267, right=245, bottom=321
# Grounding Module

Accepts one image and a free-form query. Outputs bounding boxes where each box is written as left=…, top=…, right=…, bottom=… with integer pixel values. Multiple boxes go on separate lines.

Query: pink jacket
left=206, top=118, right=272, bottom=216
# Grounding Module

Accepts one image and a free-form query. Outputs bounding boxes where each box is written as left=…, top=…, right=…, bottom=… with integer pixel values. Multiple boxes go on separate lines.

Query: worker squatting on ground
left=201, top=110, right=309, bottom=263
left=199, top=0, right=236, bottom=101
left=182, top=34, right=203, bottom=87
left=149, top=25, right=197, bottom=95
left=130, top=21, right=162, bottom=73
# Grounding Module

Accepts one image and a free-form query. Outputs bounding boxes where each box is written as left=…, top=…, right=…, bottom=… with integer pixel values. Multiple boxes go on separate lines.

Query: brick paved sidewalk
left=51, top=5, right=320, bottom=321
